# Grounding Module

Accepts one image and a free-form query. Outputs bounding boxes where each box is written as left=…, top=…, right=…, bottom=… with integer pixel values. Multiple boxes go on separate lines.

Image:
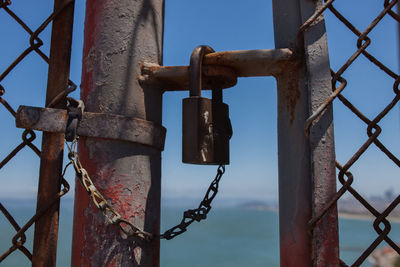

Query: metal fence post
left=71, top=0, right=164, bottom=266
left=32, top=0, right=75, bottom=266
left=272, top=1, right=339, bottom=266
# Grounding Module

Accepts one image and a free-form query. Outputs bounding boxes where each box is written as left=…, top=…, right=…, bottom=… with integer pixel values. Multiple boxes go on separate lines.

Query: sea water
left=1, top=199, right=399, bottom=267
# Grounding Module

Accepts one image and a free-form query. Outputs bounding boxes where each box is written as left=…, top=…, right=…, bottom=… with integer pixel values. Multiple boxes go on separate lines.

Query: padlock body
left=182, top=96, right=230, bottom=165
left=212, top=101, right=231, bottom=164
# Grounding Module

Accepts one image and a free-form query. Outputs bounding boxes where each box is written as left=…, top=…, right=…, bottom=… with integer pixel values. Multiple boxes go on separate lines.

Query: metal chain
left=65, top=137, right=225, bottom=241
left=65, top=139, right=153, bottom=241
left=160, top=165, right=225, bottom=240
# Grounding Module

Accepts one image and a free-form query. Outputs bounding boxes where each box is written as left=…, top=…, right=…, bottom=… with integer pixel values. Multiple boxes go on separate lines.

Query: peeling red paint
left=72, top=137, right=152, bottom=266
left=279, top=64, right=301, bottom=125
left=104, top=181, right=145, bottom=219
left=71, top=138, right=99, bottom=267
left=80, top=0, right=104, bottom=103
left=313, top=206, right=339, bottom=266
left=72, top=0, right=162, bottom=265
left=72, top=138, right=153, bottom=266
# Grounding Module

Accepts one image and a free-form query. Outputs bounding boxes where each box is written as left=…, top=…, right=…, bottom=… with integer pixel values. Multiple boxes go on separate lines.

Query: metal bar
left=32, top=0, right=75, bottom=266
left=71, top=0, right=164, bottom=266
left=141, top=64, right=238, bottom=91
left=16, top=106, right=167, bottom=150
left=272, top=0, right=338, bottom=266
left=202, top=48, right=293, bottom=76
left=299, top=1, right=339, bottom=266
left=141, top=48, right=294, bottom=91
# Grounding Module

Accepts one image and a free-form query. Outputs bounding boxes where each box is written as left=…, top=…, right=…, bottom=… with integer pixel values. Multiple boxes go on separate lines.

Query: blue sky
left=0, top=0, right=399, bottom=204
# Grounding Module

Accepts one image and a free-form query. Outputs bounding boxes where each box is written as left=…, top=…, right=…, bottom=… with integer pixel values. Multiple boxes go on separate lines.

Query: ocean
left=1, top=199, right=399, bottom=267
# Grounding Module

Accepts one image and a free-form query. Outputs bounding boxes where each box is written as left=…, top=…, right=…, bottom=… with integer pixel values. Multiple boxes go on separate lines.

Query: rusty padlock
left=182, top=45, right=232, bottom=165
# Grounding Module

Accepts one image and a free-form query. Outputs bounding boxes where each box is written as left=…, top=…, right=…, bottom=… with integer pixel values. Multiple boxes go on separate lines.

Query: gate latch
left=15, top=105, right=166, bottom=151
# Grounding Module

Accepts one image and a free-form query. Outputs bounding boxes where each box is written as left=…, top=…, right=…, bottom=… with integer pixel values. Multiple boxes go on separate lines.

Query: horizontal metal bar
left=203, top=48, right=293, bottom=76
left=16, top=106, right=166, bottom=150
left=141, top=64, right=238, bottom=91
left=140, top=48, right=294, bottom=91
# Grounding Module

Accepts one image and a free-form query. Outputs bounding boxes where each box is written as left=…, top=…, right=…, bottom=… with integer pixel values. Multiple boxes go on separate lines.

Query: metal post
left=71, top=0, right=164, bottom=266
left=272, top=1, right=339, bottom=266
left=32, top=0, right=75, bottom=266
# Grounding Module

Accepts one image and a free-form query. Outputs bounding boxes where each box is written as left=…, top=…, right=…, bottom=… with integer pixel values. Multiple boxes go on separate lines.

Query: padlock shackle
left=189, top=45, right=215, bottom=97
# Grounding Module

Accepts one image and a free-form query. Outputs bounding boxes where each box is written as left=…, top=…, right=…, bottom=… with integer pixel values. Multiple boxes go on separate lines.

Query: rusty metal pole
left=32, top=0, right=75, bottom=266
left=71, top=0, right=164, bottom=266
left=272, top=1, right=339, bottom=266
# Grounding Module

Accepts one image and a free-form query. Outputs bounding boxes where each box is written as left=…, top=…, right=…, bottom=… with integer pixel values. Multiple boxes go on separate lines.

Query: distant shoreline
left=3, top=197, right=400, bottom=224
left=242, top=204, right=400, bottom=223
left=339, top=212, right=400, bottom=223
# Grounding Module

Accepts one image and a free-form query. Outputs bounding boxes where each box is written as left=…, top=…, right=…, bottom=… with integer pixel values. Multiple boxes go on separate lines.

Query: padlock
left=182, top=45, right=232, bottom=165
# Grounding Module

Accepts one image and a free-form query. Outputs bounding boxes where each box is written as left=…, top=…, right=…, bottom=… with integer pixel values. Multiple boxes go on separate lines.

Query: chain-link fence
left=302, top=0, right=400, bottom=265
left=1, top=0, right=400, bottom=266
left=0, top=0, right=75, bottom=263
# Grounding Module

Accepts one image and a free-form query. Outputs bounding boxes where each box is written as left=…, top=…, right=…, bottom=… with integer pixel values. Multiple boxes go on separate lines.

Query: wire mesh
left=1, top=0, right=399, bottom=265
left=301, top=0, right=400, bottom=265
left=0, top=0, right=74, bottom=263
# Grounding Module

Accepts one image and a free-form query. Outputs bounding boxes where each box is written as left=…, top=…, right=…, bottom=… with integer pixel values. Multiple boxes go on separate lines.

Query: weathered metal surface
left=303, top=1, right=400, bottom=265
left=182, top=46, right=231, bottom=165
left=272, top=0, right=338, bottom=266
left=141, top=48, right=294, bottom=91
left=299, top=1, right=339, bottom=266
left=182, top=97, right=213, bottom=163
left=141, top=63, right=237, bottom=91
left=71, top=0, right=164, bottom=266
left=16, top=105, right=167, bottom=150
left=16, top=106, right=67, bottom=132
left=273, top=2, right=312, bottom=266
left=203, top=48, right=293, bottom=77
left=32, top=0, right=75, bottom=266
left=79, top=113, right=166, bottom=151
left=66, top=143, right=153, bottom=240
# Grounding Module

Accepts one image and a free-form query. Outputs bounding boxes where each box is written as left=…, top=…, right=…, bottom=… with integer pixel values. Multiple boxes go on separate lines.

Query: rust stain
left=71, top=138, right=100, bottom=267
left=102, top=175, right=146, bottom=221
left=80, top=0, right=103, bottom=103
left=140, top=63, right=158, bottom=73
left=314, top=205, right=339, bottom=266
left=71, top=182, right=92, bottom=267
left=73, top=0, right=161, bottom=265
left=282, top=64, right=300, bottom=125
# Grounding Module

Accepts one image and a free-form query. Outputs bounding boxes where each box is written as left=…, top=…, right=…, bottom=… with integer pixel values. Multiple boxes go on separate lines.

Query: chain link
left=160, top=165, right=225, bottom=240
left=0, top=166, right=70, bottom=262
left=65, top=136, right=225, bottom=241
left=63, top=95, right=225, bottom=241
left=65, top=139, right=154, bottom=241
left=300, top=0, right=400, bottom=265
left=2, top=0, right=397, bottom=265
left=0, top=0, right=75, bottom=262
